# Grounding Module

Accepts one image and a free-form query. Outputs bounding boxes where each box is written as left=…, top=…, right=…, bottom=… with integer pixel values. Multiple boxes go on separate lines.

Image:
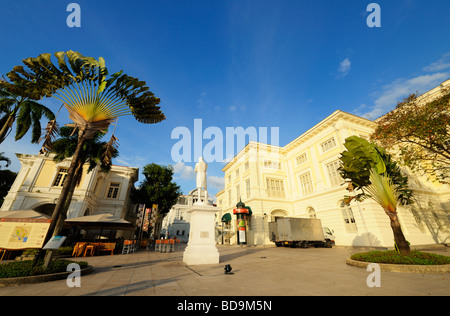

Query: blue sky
left=1, top=0, right=450, bottom=200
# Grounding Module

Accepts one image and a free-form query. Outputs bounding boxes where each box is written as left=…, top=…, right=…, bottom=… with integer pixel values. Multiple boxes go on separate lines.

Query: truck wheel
left=325, top=240, right=332, bottom=248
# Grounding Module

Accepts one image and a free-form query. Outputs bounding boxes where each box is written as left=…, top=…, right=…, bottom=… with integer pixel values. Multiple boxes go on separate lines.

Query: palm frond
left=0, top=152, right=11, bottom=168
left=102, top=134, right=119, bottom=166
left=39, top=119, right=59, bottom=154
left=1, top=51, right=165, bottom=144
left=365, top=168, right=399, bottom=213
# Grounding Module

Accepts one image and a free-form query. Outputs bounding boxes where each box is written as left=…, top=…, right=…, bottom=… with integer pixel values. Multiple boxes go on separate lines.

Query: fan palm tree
left=339, top=136, right=412, bottom=254
left=1, top=51, right=165, bottom=266
left=0, top=86, right=55, bottom=144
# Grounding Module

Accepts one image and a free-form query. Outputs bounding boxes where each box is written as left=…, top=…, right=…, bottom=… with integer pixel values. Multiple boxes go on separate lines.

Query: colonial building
left=160, top=188, right=213, bottom=242
left=216, top=81, right=450, bottom=248
left=0, top=153, right=139, bottom=227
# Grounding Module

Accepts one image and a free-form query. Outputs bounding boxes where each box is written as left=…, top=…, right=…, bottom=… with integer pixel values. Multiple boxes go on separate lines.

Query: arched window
left=340, top=201, right=357, bottom=233
left=307, top=207, right=316, bottom=219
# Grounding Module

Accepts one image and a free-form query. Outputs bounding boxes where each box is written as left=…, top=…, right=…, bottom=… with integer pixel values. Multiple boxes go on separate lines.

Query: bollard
left=161, top=240, right=168, bottom=253
left=155, top=240, right=161, bottom=252
left=169, top=239, right=175, bottom=252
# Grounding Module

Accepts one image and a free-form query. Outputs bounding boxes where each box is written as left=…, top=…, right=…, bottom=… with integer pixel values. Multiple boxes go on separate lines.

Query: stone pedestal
left=183, top=204, right=219, bottom=265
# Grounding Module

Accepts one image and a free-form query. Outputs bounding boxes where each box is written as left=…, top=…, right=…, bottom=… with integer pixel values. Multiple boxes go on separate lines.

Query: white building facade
left=216, top=109, right=450, bottom=248
left=1, top=153, right=139, bottom=225
left=161, top=188, right=213, bottom=242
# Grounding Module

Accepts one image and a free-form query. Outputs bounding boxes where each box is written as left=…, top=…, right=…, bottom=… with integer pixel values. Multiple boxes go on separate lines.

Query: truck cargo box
left=269, top=218, right=326, bottom=241
left=278, top=218, right=325, bottom=241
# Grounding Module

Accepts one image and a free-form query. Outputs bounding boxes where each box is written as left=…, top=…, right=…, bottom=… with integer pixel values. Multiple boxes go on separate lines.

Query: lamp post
left=233, top=199, right=249, bottom=245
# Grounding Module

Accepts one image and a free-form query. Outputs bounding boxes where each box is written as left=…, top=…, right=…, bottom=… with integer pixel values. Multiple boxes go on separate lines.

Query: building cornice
left=282, top=110, right=376, bottom=153
left=221, top=110, right=376, bottom=172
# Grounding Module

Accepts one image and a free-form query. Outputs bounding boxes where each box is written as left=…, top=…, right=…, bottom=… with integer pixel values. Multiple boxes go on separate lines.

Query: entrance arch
left=34, top=203, right=56, bottom=217
left=270, top=209, right=288, bottom=222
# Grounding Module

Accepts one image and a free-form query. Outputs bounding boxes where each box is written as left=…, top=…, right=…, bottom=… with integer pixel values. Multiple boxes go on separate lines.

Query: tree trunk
left=36, top=128, right=87, bottom=268
left=52, top=159, right=84, bottom=236
left=42, top=160, right=84, bottom=267
left=0, top=114, right=15, bottom=144
left=385, top=209, right=410, bottom=255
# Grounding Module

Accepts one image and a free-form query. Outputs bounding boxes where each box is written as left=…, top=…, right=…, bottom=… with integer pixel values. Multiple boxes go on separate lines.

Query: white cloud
left=113, top=154, right=148, bottom=169
left=0, top=137, right=41, bottom=172
left=338, top=58, right=351, bottom=77
left=361, top=72, right=449, bottom=120
left=360, top=52, right=450, bottom=119
left=197, top=92, right=207, bottom=108
left=173, top=162, right=195, bottom=180
left=114, top=158, right=132, bottom=167
left=207, top=175, right=225, bottom=191
left=423, top=52, right=450, bottom=72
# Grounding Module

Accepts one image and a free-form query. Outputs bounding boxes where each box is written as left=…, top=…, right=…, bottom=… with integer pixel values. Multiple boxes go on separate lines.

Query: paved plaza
left=0, top=245, right=449, bottom=296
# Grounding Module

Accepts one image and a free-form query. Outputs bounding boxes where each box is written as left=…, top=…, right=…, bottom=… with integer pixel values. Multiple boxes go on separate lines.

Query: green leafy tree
left=0, top=152, right=17, bottom=206
left=371, top=89, right=450, bottom=184
left=1, top=51, right=165, bottom=267
left=338, top=136, right=413, bottom=254
left=132, top=163, right=182, bottom=218
left=0, top=86, right=55, bottom=144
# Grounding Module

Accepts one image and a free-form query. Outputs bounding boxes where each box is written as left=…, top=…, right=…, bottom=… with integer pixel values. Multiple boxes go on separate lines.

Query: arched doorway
left=34, top=203, right=56, bottom=217
left=83, top=208, right=92, bottom=216
left=270, top=209, right=288, bottom=222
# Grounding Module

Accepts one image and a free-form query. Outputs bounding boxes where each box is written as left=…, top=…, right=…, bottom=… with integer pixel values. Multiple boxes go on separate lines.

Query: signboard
left=233, top=207, right=249, bottom=245
left=136, top=204, right=145, bottom=226
left=237, top=219, right=246, bottom=243
left=0, top=218, right=51, bottom=250
left=150, top=204, right=158, bottom=228
left=143, top=208, right=150, bottom=232
left=43, top=236, right=67, bottom=250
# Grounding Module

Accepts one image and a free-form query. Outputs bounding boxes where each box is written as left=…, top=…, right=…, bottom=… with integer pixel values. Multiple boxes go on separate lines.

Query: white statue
left=194, top=157, right=208, bottom=204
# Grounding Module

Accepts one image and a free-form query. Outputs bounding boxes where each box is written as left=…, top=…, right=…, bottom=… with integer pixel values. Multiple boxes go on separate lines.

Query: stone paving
left=0, top=245, right=449, bottom=296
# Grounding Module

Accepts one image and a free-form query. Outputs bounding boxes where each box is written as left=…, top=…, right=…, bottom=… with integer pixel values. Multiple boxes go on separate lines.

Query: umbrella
left=0, top=210, right=51, bottom=219
left=64, top=213, right=136, bottom=230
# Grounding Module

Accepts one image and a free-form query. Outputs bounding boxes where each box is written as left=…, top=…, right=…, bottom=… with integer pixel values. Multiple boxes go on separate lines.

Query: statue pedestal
left=183, top=204, right=219, bottom=265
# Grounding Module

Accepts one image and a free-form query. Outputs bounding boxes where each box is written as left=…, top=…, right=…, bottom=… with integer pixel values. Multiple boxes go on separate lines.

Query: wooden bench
left=97, top=243, right=116, bottom=255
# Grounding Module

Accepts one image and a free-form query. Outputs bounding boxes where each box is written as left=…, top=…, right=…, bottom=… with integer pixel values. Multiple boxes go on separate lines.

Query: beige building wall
left=1, top=153, right=139, bottom=225
left=216, top=109, right=450, bottom=248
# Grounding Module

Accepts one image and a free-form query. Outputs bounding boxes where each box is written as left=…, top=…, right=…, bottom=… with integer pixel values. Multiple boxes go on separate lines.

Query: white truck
left=269, top=217, right=335, bottom=248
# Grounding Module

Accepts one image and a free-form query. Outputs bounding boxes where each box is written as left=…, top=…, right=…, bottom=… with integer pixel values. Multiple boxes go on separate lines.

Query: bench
left=97, top=243, right=116, bottom=255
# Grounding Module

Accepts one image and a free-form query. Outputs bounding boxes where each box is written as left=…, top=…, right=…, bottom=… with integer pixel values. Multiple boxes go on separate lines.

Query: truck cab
left=323, top=227, right=335, bottom=248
